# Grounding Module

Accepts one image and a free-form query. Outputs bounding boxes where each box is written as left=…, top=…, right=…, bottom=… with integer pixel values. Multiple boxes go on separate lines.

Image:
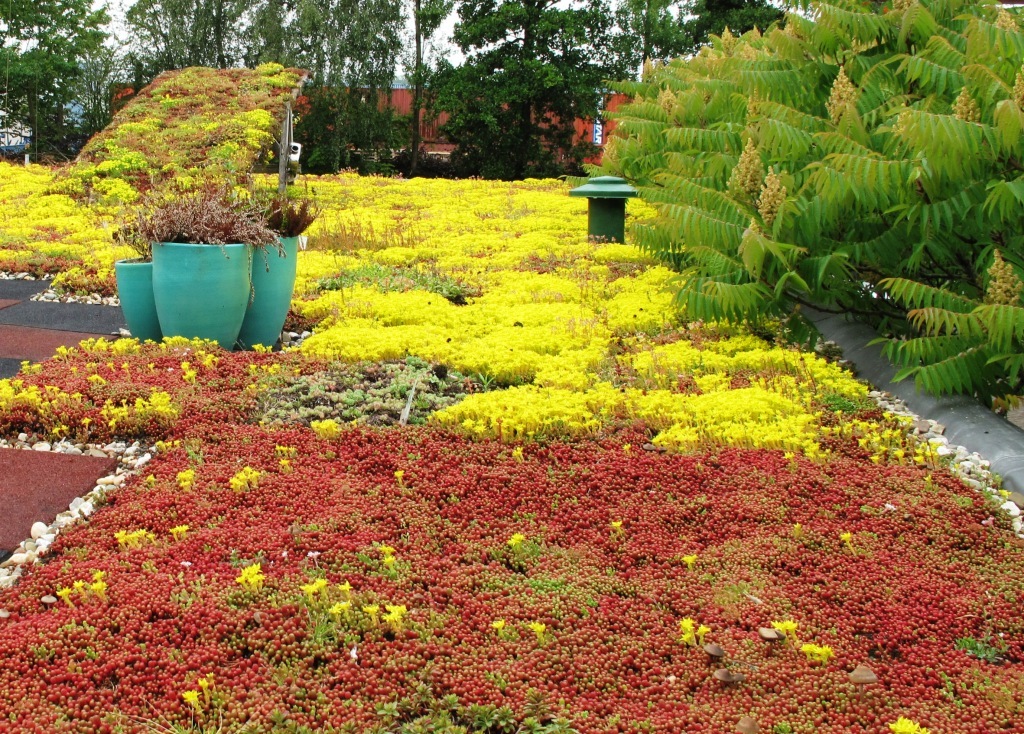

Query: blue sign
left=592, top=118, right=604, bottom=145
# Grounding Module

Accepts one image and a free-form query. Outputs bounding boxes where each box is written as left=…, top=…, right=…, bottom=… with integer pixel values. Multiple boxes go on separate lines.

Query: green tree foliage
left=599, top=0, right=1024, bottom=405
left=408, top=0, right=455, bottom=176
left=289, top=0, right=405, bottom=173
left=612, top=0, right=690, bottom=74
left=0, top=0, right=108, bottom=156
left=125, top=0, right=249, bottom=77
left=435, top=0, right=622, bottom=179
left=680, top=0, right=784, bottom=53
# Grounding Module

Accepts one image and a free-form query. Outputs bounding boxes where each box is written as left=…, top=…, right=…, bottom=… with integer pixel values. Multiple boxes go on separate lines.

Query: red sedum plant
left=0, top=341, right=1022, bottom=733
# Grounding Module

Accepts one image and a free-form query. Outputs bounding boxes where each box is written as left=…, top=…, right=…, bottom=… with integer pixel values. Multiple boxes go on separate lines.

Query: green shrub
left=600, top=0, right=1024, bottom=405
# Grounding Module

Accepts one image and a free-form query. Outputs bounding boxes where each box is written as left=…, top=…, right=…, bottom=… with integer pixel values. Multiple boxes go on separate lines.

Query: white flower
left=349, top=644, right=358, bottom=661
left=180, top=561, right=192, bottom=567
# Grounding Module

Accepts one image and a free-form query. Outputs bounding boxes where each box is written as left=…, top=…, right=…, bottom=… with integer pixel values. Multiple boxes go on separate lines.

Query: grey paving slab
left=806, top=307, right=1024, bottom=502
left=0, top=279, right=47, bottom=300
left=0, top=358, right=22, bottom=379
left=0, top=301, right=126, bottom=334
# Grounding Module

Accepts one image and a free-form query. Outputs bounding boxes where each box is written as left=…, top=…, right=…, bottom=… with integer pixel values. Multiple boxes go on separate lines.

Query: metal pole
left=278, top=101, right=291, bottom=196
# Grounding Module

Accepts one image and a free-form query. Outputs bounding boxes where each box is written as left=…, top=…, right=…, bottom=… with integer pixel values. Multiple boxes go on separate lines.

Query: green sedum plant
left=600, top=0, right=1024, bottom=406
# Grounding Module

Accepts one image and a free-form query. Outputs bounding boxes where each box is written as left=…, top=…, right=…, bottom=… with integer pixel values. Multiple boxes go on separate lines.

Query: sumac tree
left=600, top=0, right=1024, bottom=406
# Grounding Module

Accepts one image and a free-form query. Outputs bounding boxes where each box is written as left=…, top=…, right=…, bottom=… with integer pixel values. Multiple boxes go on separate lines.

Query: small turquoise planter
left=237, top=236, right=299, bottom=350
left=152, top=242, right=251, bottom=349
left=114, top=259, right=163, bottom=343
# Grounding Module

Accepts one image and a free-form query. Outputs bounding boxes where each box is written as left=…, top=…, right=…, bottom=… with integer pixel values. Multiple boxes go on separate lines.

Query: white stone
left=936, top=445, right=952, bottom=456
left=7, top=553, right=29, bottom=565
left=1001, top=501, right=1021, bottom=518
left=77, top=501, right=94, bottom=518
left=32, top=442, right=51, bottom=452
left=135, top=453, right=152, bottom=468
left=1013, top=517, right=1023, bottom=534
left=69, top=497, right=84, bottom=512
left=30, top=522, right=48, bottom=540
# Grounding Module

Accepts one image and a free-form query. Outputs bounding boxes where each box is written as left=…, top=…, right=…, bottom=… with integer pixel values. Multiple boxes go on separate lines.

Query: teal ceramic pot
left=151, top=242, right=251, bottom=349
left=237, top=236, right=299, bottom=350
left=114, top=259, right=163, bottom=343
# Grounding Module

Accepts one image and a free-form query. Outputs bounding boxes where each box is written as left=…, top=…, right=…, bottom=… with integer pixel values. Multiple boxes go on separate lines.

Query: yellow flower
left=771, top=619, right=799, bottom=645
left=792, top=523, right=803, bottom=539
left=678, top=618, right=697, bottom=646
left=383, top=604, right=408, bottom=632
left=362, top=605, right=380, bottom=624
left=889, top=717, right=930, bottom=734
left=56, top=587, right=74, bottom=607
left=681, top=554, right=697, bottom=570
left=300, top=578, right=328, bottom=603
left=329, top=601, right=351, bottom=620
left=235, top=563, right=265, bottom=592
left=528, top=621, right=547, bottom=643
left=182, top=689, right=202, bottom=713
left=491, top=619, right=506, bottom=632
left=337, top=581, right=352, bottom=599
left=507, top=533, right=526, bottom=550
left=511, top=446, right=524, bottom=462
left=610, top=520, right=623, bottom=535
left=169, top=525, right=189, bottom=541
left=696, top=624, right=711, bottom=645
left=800, top=642, right=834, bottom=664
left=394, top=469, right=405, bottom=486
left=841, top=531, right=855, bottom=553
left=176, top=469, right=196, bottom=491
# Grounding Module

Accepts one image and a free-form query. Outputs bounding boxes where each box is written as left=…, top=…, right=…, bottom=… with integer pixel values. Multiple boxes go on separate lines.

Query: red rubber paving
left=0, top=299, right=19, bottom=311
left=0, top=448, right=117, bottom=551
left=0, top=325, right=109, bottom=363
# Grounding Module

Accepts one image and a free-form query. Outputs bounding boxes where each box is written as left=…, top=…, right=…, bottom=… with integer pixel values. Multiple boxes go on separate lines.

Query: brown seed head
left=826, top=67, right=860, bottom=126
left=728, top=138, right=764, bottom=202
left=997, top=8, right=1018, bottom=31
left=758, top=167, right=787, bottom=230
left=986, top=249, right=1023, bottom=306
left=953, top=87, right=981, bottom=123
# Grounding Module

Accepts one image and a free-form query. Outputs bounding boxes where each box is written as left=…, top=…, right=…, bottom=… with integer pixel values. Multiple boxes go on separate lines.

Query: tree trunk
left=215, top=0, right=227, bottom=69
left=411, top=0, right=422, bottom=177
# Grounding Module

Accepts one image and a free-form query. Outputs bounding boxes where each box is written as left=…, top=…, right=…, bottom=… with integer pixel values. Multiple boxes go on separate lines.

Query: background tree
left=289, top=0, right=405, bottom=172
left=124, top=0, right=249, bottom=79
left=600, top=0, right=1024, bottom=406
left=0, top=0, right=108, bottom=158
left=436, top=0, right=622, bottom=179
left=72, top=44, right=129, bottom=139
left=407, top=0, right=455, bottom=176
left=612, top=0, right=689, bottom=76
left=679, top=0, right=783, bottom=53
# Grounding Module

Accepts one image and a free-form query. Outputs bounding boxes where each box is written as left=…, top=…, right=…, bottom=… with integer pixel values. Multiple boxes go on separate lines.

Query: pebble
left=32, top=442, right=51, bottom=452
left=69, top=497, right=84, bottom=513
left=1001, top=501, right=1021, bottom=518
left=87, top=449, right=108, bottom=458
left=64, top=447, right=83, bottom=456
left=30, top=522, right=48, bottom=540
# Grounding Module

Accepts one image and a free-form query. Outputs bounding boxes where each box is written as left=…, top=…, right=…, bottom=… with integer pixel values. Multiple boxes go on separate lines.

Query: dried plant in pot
left=237, top=193, right=321, bottom=350
left=131, top=184, right=279, bottom=349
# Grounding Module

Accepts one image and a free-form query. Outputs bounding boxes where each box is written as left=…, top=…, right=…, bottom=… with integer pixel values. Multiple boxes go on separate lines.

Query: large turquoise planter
left=237, top=236, right=299, bottom=350
left=114, top=259, right=163, bottom=343
left=151, top=242, right=251, bottom=349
